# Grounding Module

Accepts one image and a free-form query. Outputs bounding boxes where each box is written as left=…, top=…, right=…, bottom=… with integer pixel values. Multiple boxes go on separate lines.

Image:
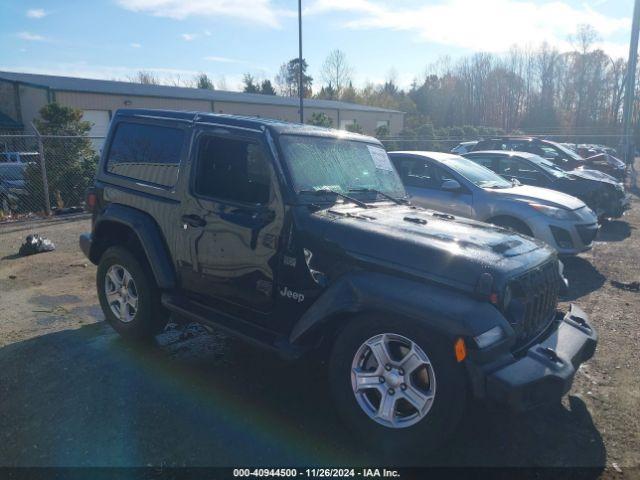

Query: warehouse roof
left=0, top=71, right=403, bottom=114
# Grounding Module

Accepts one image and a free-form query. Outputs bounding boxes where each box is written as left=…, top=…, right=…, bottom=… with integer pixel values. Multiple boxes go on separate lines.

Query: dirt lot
left=0, top=165, right=639, bottom=473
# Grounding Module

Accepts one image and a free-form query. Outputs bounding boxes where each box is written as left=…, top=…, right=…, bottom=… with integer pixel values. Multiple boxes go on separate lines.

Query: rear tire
left=328, top=313, right=466, bottom=458
left=97, top=246, right=167, bottom=341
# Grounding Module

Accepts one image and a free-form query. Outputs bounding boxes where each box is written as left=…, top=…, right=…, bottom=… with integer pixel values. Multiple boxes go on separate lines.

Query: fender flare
left=91, top=204, right=176, bottom=289
left=289, top=271, right=510, bottom=345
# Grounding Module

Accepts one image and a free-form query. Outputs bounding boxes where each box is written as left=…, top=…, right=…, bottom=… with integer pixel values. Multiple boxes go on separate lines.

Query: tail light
left=85, top=190, right=97, bottom=212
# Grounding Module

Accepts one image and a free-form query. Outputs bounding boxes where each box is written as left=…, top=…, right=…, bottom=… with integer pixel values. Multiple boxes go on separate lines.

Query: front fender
left=289, top=271, right=510, bottom=345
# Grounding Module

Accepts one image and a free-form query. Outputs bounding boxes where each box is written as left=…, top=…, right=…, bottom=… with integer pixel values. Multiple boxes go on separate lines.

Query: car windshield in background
left=443, top=156, right=513, bottom=188
left=551, top=141, right=583, bottom=161
left=526, top=154, right=569, bottom=178
left=279, top=135, right=406, bottom=201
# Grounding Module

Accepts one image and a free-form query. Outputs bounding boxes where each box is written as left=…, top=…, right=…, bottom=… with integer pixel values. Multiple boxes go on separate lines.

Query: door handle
left=181, top=214, right=206, bottom=228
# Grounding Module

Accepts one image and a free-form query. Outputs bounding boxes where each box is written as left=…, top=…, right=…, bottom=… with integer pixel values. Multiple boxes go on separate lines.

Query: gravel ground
left=0, top=163, right=639, bottom=474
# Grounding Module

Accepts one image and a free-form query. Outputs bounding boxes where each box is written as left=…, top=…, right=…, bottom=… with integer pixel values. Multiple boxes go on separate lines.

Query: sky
left=0, top=0, right=636, bottom=91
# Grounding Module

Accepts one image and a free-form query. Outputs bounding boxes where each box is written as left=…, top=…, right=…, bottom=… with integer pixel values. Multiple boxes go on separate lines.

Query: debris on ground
left=52, top=206, right=84, bottom=216
left=18, top=234, right=56, bottom=256
left=610, top=280, right=640, bottom=292
left=178, top=322, right=211, bottom=340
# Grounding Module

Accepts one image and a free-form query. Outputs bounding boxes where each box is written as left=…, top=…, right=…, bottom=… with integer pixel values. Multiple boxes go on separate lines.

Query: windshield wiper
left=297, top=188, right=370, bottom=209
left=347, top=187, right=409, bottom=205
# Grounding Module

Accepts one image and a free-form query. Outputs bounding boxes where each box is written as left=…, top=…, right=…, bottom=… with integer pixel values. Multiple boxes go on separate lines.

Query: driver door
left=395, top=155, right=474, bottom=218
left=178, top=127, right=284, bottom=322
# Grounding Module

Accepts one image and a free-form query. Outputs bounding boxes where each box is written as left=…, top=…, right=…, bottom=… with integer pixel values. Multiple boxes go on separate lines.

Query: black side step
left=161, top=293, right=305, bottom=360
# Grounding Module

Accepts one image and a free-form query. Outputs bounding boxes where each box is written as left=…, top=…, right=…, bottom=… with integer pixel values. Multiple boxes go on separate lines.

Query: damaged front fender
left=289, top=270, right=512, bottom=346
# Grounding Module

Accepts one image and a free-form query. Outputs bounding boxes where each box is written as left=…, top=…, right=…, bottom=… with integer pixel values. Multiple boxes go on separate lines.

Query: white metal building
left=0, top=72, right=404, bottom=147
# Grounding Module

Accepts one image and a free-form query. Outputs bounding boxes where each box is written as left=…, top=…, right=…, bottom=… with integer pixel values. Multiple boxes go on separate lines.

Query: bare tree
left=128, top=70, right=160, bottom=85
left=320, top=49, right=353, bottom=99
left=569, top=24, right=601, bottom=55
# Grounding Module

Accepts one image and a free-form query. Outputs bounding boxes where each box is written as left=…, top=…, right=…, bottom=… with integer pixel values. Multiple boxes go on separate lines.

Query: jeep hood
left=303, top=203, right=554, bottom=290
left=489, top=184, right=585, bottom=210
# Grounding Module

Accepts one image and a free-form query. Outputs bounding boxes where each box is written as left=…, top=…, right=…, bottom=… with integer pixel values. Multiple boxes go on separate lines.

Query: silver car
left=389, top=151, right=599, bottom=255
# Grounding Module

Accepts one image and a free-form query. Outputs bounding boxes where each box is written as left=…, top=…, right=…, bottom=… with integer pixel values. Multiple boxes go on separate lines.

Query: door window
left=194, top=135, right=271, bottom=205
left=468, top=155, right=496, bottom=170
left=498, top=157, right=545, bottom=183
left=395, top=158, right=438, bottom=189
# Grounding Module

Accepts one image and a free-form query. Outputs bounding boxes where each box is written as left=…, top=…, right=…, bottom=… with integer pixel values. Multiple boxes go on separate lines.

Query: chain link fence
left=0, top=129, right=631, bottom=223
left=0, top=133, right=104, bottom=222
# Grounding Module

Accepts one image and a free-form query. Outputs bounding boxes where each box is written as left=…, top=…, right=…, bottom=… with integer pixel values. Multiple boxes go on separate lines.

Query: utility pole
left=298, top=0, right=304, bottom=124
left=622, top=0, right=640, bottom=164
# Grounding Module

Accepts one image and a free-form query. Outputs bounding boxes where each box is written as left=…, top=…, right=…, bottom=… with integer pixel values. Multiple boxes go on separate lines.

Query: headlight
left=528, top=202, right=577, bottom=220
left=474, top=326, right=505, bottom=349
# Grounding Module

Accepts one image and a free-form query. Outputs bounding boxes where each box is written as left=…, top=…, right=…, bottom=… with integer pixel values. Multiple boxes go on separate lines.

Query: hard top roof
left=114, top=108, right=380, bottom=142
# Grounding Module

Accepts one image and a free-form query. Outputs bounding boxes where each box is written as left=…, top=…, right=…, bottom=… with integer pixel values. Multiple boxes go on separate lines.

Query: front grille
left=508, top=260, right=561, bottom=350
left=576, top=224, right=598, bottom=245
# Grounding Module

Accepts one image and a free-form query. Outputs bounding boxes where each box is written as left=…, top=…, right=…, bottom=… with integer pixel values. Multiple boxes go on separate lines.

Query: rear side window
left=194, top=135, right=271, bottom=205
left=106, top=122, right=184, bottom=187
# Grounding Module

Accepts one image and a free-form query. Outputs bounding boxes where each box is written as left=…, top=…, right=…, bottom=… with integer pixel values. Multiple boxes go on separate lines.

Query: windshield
left=525, top=154, right=568, bottom=178
left=279, top=135, right=406, bottom=201
left=443, top=156, right=513, bottom=188
left=549, top=141, right=583, bottom=161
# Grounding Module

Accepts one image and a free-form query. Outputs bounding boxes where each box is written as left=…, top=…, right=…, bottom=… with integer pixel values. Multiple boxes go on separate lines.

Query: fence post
left=31, top=123, right=51, bottom=216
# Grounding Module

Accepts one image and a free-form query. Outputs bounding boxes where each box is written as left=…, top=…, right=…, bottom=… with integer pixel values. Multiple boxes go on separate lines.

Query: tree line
left=127, top=23, right=639, bottom=147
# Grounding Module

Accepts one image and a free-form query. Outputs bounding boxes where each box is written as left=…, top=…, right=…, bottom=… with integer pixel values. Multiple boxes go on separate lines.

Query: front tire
left=328, top=314, right=466, bottom=457
left=97, top=246, right=166, bottom=341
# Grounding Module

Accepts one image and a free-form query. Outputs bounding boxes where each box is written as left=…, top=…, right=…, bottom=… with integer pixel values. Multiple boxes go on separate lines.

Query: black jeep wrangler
left=80, top=109, right=597, bottom=453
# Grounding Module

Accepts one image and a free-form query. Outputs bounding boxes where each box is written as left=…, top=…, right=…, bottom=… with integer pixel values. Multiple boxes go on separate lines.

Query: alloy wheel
left=104, top=264, right=138, bottom=323
left=351, top=333, right=436, bottom=428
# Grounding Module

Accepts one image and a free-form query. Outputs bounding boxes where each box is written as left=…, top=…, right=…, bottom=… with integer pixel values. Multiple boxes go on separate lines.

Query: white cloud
left=203, top=56, right=245, bottom=64
left=596, top=41, right=629, bottom=59
left=26, top=8, right=48, bottom=19
left=16, top=31, right=47, bottom=41
left=130, top=42, right=142, bottom=48
left=308, top=0, right=630, bottom=55
left=181, top=33, right=197, bottom=41
left=117, top=0, right=288, bottom=28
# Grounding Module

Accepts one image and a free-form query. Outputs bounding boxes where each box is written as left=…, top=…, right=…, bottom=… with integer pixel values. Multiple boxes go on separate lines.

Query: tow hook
left=570, top=314, right=591, bottom=332
left=539, top=347, right=562, bottom=364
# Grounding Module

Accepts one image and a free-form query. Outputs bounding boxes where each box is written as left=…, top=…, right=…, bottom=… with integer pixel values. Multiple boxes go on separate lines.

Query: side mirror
left=441, top=179, right=462, bottom=192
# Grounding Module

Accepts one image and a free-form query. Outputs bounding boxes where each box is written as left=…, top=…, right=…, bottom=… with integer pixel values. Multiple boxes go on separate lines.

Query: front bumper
left=79, top=233, right=92, bottom=260
left=532, top=220, right=598, bottom=256
left=480, top=305, right=597, bottom=411
left=603, top=193, right=631, bottom=219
